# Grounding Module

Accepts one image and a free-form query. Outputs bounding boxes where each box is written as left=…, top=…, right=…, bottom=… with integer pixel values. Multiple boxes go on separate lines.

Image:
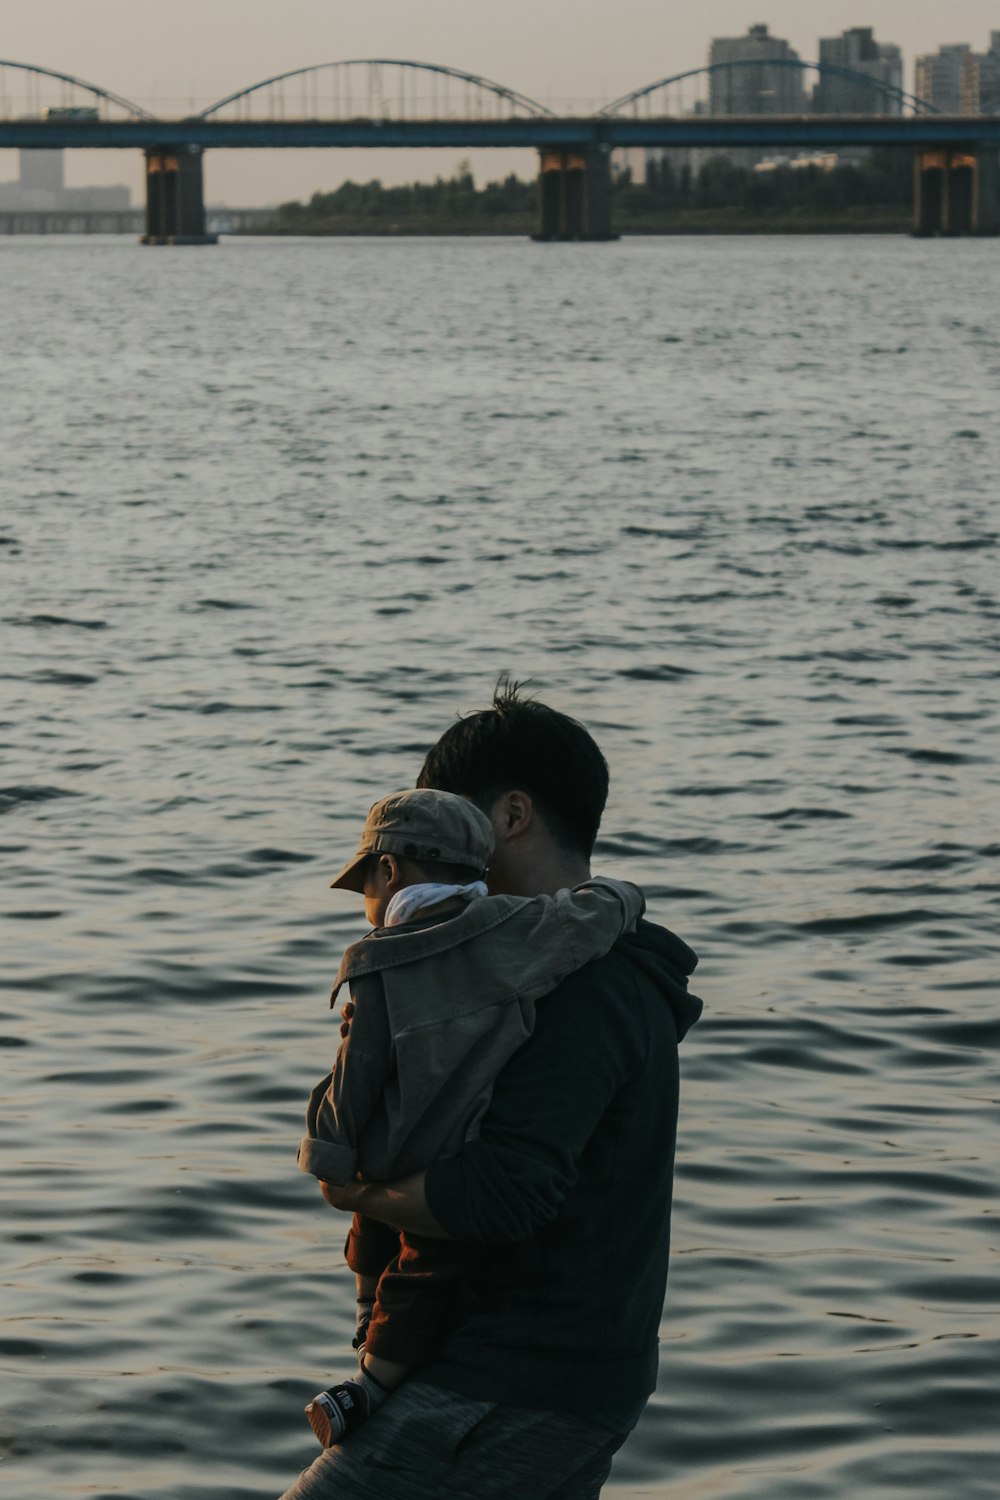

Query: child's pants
left=345, top=1213, right=481, bottom=1364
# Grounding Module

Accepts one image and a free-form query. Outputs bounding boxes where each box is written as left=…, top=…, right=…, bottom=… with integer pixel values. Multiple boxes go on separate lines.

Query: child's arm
left=506, top=878, right=645, bottom=1000
left=297, top=978, right=393, bottom=1186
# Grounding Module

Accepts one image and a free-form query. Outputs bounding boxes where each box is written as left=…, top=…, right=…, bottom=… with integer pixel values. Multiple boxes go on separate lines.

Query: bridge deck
left=3, top=116, right=1000, bottom=151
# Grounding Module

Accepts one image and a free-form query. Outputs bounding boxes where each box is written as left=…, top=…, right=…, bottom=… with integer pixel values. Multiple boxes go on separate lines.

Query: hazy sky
left=4, top=1, right=1000, bottom=205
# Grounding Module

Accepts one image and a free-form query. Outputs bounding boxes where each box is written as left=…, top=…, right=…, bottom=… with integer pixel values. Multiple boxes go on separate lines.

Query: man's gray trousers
left=276, top=1380, right=625, bottom=1500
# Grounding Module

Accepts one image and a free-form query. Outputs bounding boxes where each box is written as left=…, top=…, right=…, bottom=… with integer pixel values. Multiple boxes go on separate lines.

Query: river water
left=1, top=234, right=997, bottom=1500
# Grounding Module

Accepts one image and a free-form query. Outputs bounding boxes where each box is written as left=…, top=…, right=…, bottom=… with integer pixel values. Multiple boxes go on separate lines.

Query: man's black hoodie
left=423, top=916, right=703, bottom=1432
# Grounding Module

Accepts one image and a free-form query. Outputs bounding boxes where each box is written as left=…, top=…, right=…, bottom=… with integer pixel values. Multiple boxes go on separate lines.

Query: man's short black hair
left=416, top=676, right=609, bottom=859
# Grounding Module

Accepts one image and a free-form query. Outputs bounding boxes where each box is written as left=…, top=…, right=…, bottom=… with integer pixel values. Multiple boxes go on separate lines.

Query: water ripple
left=1, top=235, right=997, bottom=1500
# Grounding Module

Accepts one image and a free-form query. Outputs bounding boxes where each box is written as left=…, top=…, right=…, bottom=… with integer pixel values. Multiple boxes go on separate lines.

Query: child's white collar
left=384, top=881, right=487, bottom=928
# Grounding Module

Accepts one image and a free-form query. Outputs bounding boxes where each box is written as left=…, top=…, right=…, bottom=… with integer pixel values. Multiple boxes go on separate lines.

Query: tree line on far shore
left=259, top=149, right=914, bottom=235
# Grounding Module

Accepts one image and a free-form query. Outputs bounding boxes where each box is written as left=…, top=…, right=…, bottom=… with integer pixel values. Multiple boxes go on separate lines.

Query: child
left=297, top=788, right=643, bottom=1447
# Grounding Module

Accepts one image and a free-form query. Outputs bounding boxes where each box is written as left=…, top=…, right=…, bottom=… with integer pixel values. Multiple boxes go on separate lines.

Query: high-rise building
left=962, top=33, right=1000, bottom=114
left=18, top=150, right=65, bottom=194
left=815, top=27, right=904, bottom=115
left=915, top=44, right=972, bottom=113
left=0, top=149, right=130, bottom=211
left=708, top=25, right=806, bottom=116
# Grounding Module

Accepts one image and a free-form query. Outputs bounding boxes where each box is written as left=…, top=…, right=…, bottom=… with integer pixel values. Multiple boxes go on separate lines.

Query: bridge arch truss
left=199, top=60, right=552, bottom=122
left=601, top=58, right=938, bottom=119
left=0, top=59, right=150, bottom=121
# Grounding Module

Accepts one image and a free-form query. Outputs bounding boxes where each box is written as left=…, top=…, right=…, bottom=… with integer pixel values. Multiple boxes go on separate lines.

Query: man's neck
left=499, top=849, right=592, bottom=899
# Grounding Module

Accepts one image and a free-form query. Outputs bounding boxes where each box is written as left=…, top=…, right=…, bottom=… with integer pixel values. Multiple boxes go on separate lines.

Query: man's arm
left=320, top=1171, right=446, bottom=1237
left=322, top=954, right=649, bottom=1244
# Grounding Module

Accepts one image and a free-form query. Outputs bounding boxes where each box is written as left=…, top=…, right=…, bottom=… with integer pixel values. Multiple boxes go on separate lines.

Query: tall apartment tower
left=708, top=24, right=805, bottom=115
left=915, top=45, right=972, bottom=112
left=961, top=33, right=1000, bottom=114
left=815, top=28, right=904, bottom=114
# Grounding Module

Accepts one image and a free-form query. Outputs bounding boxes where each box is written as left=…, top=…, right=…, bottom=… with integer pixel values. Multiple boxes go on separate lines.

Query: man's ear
left=494, top=790, right=534, bottom=841
left=379, top=853, right=403, bottom=890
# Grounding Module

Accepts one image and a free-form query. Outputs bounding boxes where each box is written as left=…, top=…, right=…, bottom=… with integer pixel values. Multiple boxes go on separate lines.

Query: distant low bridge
left=1, top=56, right=997, bottom=241
left=0, top=206, right=275, bottom=236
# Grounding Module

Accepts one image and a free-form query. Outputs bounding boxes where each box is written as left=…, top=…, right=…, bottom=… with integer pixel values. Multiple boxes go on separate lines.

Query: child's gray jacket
left=297, top=878, right=643, bottom=1184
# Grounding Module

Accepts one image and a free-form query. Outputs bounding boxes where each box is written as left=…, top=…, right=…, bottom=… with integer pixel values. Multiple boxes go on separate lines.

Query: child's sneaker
left=304, top=1381, right=371, bottom=1448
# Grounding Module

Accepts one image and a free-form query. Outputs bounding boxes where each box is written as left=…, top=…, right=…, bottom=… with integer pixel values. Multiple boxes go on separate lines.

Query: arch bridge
left=3, top=54, right=999, bottom=241
left=597, top=59, right=988, bottom=238
left=157, top=60, right=554, bottom=243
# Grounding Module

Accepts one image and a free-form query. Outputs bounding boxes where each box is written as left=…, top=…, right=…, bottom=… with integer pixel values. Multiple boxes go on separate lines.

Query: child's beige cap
left=330, top=789, right=494, bottom=892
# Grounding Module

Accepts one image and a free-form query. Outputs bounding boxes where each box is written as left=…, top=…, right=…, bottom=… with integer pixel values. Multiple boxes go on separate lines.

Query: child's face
left=362, top=854, right=405, bottom=927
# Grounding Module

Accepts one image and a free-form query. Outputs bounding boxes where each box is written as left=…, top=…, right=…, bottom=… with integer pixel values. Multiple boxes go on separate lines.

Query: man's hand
left=316, top=1170, right=453, bottom=1239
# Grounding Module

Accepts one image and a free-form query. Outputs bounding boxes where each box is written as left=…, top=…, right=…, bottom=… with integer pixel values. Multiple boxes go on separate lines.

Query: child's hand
left=320, top=1178, right=365, bottom=1211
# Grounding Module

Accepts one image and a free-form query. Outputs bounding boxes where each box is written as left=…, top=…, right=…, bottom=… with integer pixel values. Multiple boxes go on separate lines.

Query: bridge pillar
left=534, top=144, right=617, bottom=242
left=914, top=149, right=1000, bottom=237
left=141, top=146, right=218, bottom=245
left=973, top=148, right=1000, bottom=234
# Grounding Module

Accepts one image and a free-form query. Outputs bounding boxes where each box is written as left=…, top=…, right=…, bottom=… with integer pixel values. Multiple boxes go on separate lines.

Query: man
left=278, top=680, right=702, bottom=1500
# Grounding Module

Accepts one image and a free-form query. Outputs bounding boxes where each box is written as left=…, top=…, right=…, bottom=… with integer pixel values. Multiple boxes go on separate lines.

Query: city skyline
left=4, top=1, right=1000, bottom=204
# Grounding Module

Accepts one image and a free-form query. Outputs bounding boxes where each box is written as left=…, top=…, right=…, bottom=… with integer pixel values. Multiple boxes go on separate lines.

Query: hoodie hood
left=615, top=916, right=703, bottom=1042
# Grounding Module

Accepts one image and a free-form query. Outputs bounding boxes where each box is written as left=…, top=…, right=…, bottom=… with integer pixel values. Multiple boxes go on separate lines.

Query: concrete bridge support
left=535, top=144, right=617, bottom=241
left=141, top=145, right=218, bottom=244
left=913, top=148, right=1000, bottom=236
